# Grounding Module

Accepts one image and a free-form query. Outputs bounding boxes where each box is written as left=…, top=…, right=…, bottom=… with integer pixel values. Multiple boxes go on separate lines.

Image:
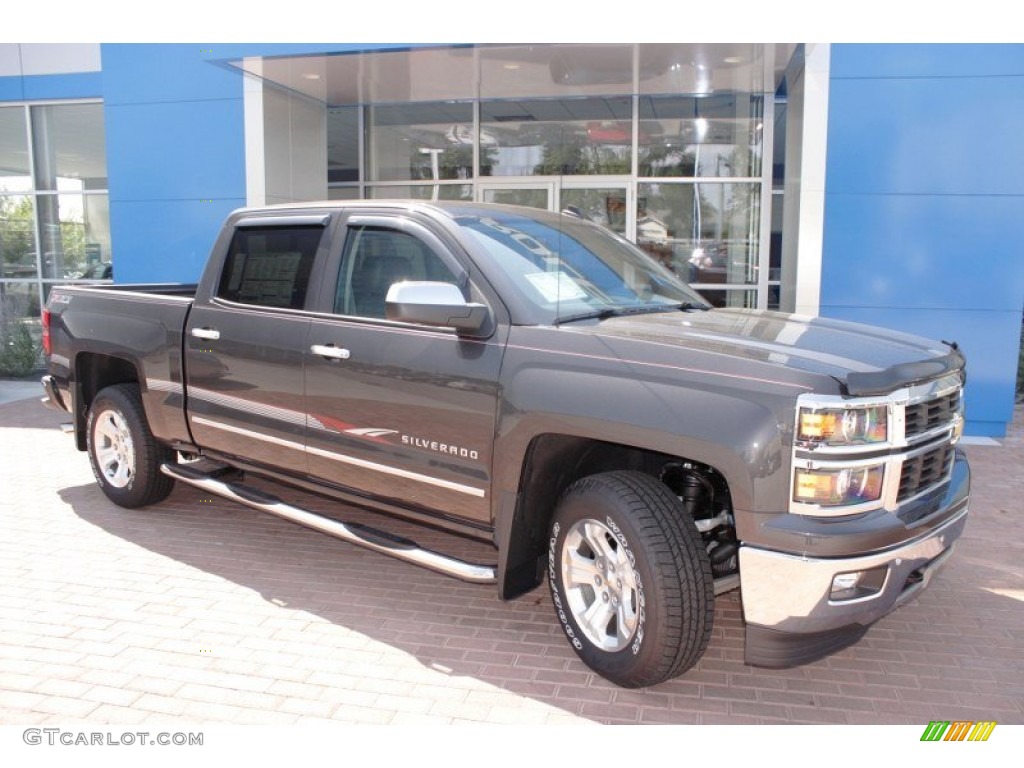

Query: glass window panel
left=481, top=187, right=549, bottom=209
left=638, top=94, right=762, bottom=178
left=0, top=196, right=38, bottom=280
left=0, top=107, right=31, bottom=193
left=772, top=101, right=787, bottom=188
left=480, top=97, right=633, bottom=177
left=637, top=182, right=760, bottom=285
left=0, top=281, right=42, bottom=321
left=560, top=188, right=628, bottom=235
left=695, top=288, right=757, bottom=310
left=327, top=106, right=360, bottom=184
left=37, top=194, right=112, bottom=280
left=366, top=102, right=474, bottom=182
left=30, top=103, right=108, bottom=191
left=770, top=191, right=783, bottom=282
left=328, top=186, right=361, bottom=201
left=366, top=184, right=472, bottom=201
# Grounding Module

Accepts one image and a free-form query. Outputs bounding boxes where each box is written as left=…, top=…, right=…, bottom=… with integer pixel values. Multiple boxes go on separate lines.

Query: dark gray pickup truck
left=41, top=201, right=970, bottom=687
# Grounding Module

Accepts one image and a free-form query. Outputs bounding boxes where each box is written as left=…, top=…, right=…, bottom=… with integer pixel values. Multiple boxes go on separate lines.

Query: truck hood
left=572, top=308, right=963, bottom=394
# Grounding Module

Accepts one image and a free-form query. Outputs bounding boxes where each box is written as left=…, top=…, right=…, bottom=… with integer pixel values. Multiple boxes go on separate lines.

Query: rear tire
left=548, top=470, right=713, bottom=688
left=86, top=384, right=175, bottom=508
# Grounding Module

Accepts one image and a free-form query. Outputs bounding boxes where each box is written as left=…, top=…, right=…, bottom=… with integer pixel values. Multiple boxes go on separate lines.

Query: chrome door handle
left=311, top=344, right=351, bottom=360
left=191, top=327, right=220, bottom=340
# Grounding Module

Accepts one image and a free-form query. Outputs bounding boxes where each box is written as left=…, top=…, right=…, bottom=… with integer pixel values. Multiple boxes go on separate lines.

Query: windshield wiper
left=554, top=302, right=707, bottom=325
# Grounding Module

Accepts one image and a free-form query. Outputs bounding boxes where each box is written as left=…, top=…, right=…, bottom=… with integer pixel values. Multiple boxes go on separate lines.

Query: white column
left=781, top=43, right=831, bottom=317
left=243, top=58, right=327, bottom=206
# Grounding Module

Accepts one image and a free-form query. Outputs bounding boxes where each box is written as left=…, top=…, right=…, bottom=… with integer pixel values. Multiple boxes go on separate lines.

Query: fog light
left=831, top=573, right=861, bottom=591
left=829, top=566, right=888, bottom=602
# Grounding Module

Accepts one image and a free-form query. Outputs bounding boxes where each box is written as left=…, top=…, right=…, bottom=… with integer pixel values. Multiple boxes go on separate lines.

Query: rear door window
left=217, top=225, right=325, bottom=309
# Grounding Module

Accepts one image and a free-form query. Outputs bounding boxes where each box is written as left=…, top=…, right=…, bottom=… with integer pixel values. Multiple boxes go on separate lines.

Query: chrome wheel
left=92, top=408, right=135, bottom=488
left=560, top=518, right=639, bottom=652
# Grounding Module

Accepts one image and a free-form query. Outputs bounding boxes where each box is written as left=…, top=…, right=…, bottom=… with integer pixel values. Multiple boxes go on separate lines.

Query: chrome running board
left=160, top=462, right=497, bottom=584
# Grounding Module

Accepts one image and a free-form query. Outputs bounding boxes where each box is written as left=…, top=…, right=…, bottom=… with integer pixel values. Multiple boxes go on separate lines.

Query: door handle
left=191, top=327, right=220, bottom=341
left=311, top=344, right=351, bottom=361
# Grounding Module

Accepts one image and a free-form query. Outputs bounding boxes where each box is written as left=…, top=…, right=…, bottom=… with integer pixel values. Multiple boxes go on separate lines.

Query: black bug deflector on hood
left=843, top=344, right=965, bottom=397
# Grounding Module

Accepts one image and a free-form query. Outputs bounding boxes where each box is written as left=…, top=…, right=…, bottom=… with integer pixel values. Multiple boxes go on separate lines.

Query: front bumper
left=739, top=498, right=968, bottom=667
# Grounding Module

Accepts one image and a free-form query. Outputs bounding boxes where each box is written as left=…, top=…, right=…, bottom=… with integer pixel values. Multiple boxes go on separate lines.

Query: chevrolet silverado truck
left=40, top=201, right=970, bottom=687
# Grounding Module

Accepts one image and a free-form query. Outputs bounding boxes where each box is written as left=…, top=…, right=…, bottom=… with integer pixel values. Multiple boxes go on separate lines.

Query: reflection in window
left=0, top=196, right=38, bottom=280
left=30, top=104, right=108, bottom=191
left=560, top=188, right=628, bottom=235
left=328, top=106, right=360, bottom=184
left=638, top=94, right=762, bottom=178
left=694, top=288, right=757, bottom=310
left=480, top=98, right=632, bottom=177
left=37, top=195, right=111, bottom=280
left=637, top=182, right=759, bottom=286
left=481, top=187, right=549, bottom=209
left=367, top=102, right=474, bottom=182
left=0, top=107, right=32, bottom=193
left=1, top=101, right=111, bottom=333
left=366, top=184, right=472, bottom=201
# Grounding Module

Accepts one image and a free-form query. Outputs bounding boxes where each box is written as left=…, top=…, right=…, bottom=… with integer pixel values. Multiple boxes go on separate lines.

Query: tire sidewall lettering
left=549, top=522, right=583, bottom=650
left=604, top=515, right=646, bottom=656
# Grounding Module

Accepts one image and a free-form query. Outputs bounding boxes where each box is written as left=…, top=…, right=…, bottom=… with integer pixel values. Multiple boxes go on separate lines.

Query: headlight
left=798, top=406, right=888, bottom=447
left=793, top=465, right=885, bottom=507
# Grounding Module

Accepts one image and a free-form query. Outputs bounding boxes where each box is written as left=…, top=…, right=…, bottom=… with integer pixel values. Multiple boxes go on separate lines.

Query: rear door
left=303, top=212, right=505, bottom=526
left=184, top=214, right=332, bottom=474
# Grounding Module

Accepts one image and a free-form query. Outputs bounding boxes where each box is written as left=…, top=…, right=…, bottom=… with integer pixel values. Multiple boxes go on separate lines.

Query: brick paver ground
left=1, top=394, right=1022, bottom=725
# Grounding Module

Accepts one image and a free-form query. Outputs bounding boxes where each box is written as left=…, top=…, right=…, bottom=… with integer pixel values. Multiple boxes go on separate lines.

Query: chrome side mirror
left=385, top=281, right=490, bottom=334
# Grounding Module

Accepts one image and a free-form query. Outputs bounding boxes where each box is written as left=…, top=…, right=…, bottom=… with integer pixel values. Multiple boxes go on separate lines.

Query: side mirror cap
left=385, top=281, right=490, bottom=334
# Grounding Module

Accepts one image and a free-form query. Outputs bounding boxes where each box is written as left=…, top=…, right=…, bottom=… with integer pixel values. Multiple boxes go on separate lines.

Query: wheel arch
left=72, top=352, right=141, bottom=450
left=495, top=431, right=735, bottom=599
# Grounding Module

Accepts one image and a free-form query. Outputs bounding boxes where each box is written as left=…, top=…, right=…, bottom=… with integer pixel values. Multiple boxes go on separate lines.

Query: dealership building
left=1, top=43, right=1021, bottom=435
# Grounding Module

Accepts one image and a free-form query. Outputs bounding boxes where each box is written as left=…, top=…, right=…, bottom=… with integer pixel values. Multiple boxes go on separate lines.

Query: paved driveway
left=1, top=396, right=1022, bottom=725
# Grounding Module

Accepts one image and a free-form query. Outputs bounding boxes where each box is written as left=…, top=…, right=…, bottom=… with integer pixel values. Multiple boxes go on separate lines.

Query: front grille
left=898, top=445, right=954, bottom=502
left=905, top=390, right=960, bottom=440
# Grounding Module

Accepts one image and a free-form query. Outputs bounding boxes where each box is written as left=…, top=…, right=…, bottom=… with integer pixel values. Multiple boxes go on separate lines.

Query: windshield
left=453, top=209, right=708, bottom=323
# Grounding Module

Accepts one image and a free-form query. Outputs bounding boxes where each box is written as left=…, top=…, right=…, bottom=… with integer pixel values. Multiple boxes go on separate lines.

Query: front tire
left=86, top=384, right=175, bottom=508
left=548, top=470, right=713, bottom=688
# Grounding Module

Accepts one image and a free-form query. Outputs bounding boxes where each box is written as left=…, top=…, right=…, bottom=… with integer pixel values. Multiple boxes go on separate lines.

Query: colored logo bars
left=920, top=721, right=997, bottom=742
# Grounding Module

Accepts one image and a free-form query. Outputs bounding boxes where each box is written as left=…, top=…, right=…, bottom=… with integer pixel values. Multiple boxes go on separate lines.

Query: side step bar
left=161, top=462, right=497, bottom=584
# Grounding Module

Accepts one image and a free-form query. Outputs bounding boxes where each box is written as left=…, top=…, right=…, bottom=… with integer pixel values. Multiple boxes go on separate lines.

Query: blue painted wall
left=99, top=43, right=432, bottom=282
left=101, top=44, right=349, bottom=282
left=822, top=44, right=1024, bottom=437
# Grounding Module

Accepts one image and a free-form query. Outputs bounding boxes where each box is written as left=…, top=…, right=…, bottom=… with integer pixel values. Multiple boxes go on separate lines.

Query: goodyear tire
left=86, top=384, right=175, bottom=508
left=548, top=470, right=714, bottom=687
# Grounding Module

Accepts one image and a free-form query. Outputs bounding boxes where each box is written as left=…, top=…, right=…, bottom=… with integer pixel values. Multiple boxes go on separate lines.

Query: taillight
left=42, top=309, right=51, bottom=357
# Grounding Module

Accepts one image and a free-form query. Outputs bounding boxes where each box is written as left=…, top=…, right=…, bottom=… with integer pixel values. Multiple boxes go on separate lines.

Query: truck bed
left=45, top=282, right=198, bottom=450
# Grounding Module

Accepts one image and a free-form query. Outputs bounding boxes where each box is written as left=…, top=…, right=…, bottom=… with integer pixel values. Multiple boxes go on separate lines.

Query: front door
left=303, top=213, right=504, bottom=526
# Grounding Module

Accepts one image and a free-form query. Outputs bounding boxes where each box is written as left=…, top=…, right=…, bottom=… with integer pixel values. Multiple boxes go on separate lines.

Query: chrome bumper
left=739, top=503, right=968, bottom=634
